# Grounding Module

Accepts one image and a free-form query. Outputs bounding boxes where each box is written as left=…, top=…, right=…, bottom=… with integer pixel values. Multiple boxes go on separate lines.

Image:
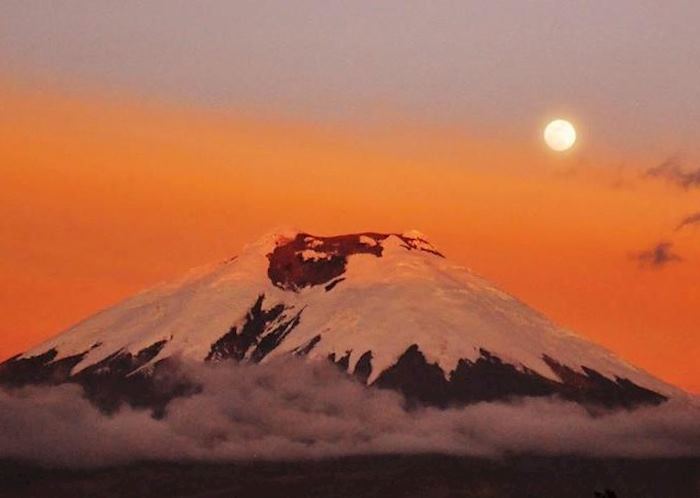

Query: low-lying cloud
left=1, top=359, right=699, bottom=468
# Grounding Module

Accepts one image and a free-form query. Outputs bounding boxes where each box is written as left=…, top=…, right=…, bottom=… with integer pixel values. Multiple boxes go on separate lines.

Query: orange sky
left=1, top=83, right=698, bottom=392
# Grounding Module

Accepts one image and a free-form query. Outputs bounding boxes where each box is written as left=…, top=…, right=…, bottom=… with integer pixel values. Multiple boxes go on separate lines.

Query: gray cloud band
left=0, top=359, right=699, bottom=468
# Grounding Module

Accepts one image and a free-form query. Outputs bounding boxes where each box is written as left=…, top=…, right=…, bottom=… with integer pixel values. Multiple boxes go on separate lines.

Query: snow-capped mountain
left=0, top=230, right=675, bottom=410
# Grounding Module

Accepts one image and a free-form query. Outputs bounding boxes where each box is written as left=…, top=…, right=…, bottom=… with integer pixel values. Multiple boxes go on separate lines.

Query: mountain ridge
left=0, top=229, right=675, bottom=410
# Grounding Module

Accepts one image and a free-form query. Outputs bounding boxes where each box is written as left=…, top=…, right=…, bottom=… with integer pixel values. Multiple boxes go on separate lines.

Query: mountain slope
left=0, top=230, right=674, bottom=409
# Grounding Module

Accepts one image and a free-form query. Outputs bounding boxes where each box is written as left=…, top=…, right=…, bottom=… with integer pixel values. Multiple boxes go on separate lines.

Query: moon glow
left=544, top=119, right=576, bottom=151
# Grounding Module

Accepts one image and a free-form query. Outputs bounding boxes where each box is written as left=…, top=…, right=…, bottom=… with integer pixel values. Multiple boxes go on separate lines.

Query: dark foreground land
left=1, top=455, right=698, bottom=498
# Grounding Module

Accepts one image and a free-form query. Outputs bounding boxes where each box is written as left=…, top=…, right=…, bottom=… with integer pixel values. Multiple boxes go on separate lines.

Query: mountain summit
left=0, top=230, right=673, bottom=410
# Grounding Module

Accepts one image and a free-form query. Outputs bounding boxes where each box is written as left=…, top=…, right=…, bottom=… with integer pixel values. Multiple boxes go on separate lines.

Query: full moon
left=544, top=119, right=576, bottom=151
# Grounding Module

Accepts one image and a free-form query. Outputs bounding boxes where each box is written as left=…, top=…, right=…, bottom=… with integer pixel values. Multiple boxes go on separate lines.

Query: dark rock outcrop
left=1, top=318, right=667, bottom=416
left=293, top=335, right=322, bottom=356
left=206, top=294, right=302, bottom=363
left=267, top=233, right=385, bottom=291
left=1, top=341, right=667, bottom=414
left=352, top=351, right=373, bottom=384
left=542, top=355, right=667, bottom=408
left=366, top=345, right=667, bottom=409
left=449, top=349, right=557, bottom=403
left=0, top=341, right=198, bottom=416
left=375, top=345, right=451, bottom=408
left=0, top=349, right=86, bottom=388
left=267, top=232, right=443, bottom=292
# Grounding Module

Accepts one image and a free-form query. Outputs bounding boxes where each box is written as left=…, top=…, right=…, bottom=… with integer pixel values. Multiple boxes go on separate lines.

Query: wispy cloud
left=676, top=212, right=700, bottom=231
left=632, top=241, right=683, bottom=269
left=645, top=157, right=700, bottom=189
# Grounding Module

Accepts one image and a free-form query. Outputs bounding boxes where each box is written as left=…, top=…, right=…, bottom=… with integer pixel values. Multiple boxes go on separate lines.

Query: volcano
left=0, top=230, right=674, bottom=411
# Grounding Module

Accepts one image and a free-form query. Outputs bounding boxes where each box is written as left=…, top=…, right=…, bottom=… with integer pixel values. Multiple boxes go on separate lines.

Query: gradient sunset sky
left=1, top=2, right=699, bottom=392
